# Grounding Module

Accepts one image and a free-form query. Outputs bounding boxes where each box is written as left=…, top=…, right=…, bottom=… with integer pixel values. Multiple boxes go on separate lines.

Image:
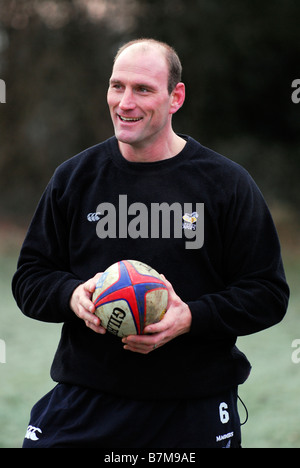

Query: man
left=12, top=38, right=289, bottom=448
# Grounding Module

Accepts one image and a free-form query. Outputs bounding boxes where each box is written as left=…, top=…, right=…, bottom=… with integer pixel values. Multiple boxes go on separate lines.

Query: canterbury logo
left=87, top=212, right=101, bottom=222
left=25, top=425, right=42, bottom=441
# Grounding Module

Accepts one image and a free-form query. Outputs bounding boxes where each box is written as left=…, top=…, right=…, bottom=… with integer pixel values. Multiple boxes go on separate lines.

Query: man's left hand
left=122, top=275, right=192, bottom=354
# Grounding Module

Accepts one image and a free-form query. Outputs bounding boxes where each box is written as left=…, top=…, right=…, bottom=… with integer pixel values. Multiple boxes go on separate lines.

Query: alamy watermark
left=0, top=79, right=6, bottom=103
left=291, top=339, right=300, bottom=364
left=91, top=195, right=205, bottom=250
left=0, top=339, right=6, bottom=364
left=291, top=79, right=300, bottom=104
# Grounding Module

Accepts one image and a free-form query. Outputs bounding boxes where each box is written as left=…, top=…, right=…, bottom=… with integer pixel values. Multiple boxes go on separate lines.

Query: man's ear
left=169, top=82, right=185, bottom=115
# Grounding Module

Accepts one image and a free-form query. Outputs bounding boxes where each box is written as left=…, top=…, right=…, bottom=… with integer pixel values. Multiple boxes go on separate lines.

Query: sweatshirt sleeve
left=12, top=175, right=83, bottom=323
left=188, top=170, right=289, bottom=338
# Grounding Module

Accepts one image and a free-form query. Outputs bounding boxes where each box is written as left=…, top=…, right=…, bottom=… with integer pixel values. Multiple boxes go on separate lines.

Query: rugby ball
left=92, top=260, right=168, bottom=337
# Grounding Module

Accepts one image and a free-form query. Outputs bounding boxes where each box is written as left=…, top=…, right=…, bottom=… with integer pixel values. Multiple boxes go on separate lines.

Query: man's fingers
left=70, top=273, right=107, bottom=335
left=85, top=272, right=103, bottom=293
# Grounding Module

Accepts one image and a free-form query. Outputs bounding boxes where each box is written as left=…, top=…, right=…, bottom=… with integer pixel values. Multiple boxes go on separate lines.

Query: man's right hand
left=70, top=273, right=107, bottom=334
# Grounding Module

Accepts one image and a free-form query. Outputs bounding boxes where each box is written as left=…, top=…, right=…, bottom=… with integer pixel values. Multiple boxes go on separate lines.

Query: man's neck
left=118, top=133, right=186, bottom=163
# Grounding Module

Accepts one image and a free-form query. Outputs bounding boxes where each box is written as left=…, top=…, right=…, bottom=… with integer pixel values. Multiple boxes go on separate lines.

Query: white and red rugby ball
left=92, top=260, right=168, bottom=337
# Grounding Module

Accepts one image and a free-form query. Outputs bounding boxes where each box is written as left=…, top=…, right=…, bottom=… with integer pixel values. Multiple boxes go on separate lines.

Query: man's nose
left=119, top=89, right=136, bottom=110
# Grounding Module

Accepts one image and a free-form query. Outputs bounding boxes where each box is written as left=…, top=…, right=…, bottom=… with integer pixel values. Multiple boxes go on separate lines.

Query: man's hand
left=122, top=275, right=192, bottom=354
left=70, top=273, right=106, bottom=334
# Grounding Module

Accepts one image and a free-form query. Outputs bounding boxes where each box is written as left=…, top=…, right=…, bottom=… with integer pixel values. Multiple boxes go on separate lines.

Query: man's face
left=107, top=44, right=175, bottom=151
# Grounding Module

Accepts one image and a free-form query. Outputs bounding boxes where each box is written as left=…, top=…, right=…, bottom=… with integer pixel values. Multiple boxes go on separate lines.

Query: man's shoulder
left=186, top=136, right=250, bottom=179
left=57, top=137, right=116, bottom=172
left=45, top=137, right=117, bottom=195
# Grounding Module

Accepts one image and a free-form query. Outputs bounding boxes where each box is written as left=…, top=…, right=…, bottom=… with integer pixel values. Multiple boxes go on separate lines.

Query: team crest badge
left=182, top=212, right=199, bottom=231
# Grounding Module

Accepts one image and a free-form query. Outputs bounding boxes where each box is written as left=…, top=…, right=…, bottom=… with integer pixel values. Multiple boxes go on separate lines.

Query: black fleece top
left=12, top=135, right=289, bottom=399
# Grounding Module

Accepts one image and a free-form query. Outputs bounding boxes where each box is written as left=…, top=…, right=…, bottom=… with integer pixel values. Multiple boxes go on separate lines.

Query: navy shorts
left=22, top=383, right=242, bottom=448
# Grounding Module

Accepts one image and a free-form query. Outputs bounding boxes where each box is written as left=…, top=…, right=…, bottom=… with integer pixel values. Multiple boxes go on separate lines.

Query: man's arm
left=12, top=175, right=87, bottom=324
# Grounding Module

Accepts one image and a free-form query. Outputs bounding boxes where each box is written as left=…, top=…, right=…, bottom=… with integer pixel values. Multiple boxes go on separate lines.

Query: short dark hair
left=114, top=38, right=182, bottom=94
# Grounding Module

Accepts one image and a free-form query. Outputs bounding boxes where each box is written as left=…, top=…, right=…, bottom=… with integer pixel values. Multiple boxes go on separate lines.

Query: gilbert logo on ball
left=93, top=260, right=168, bottom=337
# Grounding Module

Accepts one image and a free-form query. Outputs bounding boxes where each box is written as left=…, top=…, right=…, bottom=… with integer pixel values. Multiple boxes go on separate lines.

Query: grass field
left=0, top=247, right=299, bottom=448
left=237, top=254, right=300, bottom=448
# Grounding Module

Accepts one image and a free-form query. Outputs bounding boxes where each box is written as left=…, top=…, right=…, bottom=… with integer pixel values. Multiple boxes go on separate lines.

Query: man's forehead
left=110, top=44, right=169, bottom=90
left=113, top=42, right=168, bottom=73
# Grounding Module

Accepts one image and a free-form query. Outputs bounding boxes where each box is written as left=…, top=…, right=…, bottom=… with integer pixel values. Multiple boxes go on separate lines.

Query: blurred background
left=0, top=0, right=299, bottom=448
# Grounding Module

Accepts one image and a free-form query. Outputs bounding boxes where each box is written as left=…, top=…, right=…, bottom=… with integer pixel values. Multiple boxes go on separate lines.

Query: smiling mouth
left=118, top=115, right=143, bottom=122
